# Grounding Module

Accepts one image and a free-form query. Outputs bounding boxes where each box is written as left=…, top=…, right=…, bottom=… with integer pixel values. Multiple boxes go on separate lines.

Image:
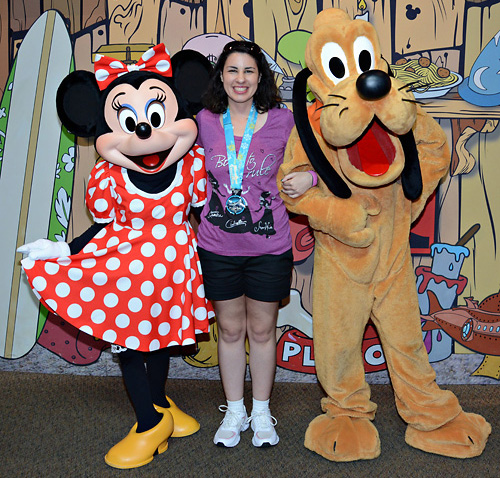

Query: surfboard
left=0, top=10, right=75, bottom=359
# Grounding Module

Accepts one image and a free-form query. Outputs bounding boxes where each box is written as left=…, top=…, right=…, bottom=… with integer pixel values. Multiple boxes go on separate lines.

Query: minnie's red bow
left=94, top=44, right=172, bottom=90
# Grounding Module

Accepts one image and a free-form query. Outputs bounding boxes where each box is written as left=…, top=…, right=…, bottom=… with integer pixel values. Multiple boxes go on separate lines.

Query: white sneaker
left=249, top=411, right=279, bottom=447
left=213, top=405, right=249, bottom=447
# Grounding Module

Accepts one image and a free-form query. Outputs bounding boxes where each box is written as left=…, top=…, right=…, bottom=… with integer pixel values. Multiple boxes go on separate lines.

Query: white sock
left=251, top=398, right=270, bottom=415
left=227, top=398, right=246, bottom=415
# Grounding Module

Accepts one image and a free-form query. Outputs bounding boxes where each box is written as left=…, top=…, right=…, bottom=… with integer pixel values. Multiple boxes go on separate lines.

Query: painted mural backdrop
left=1, top=0, right=500, bottom=384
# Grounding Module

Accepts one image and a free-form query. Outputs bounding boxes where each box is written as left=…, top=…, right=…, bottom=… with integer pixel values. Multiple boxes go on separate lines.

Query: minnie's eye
left=147, top=102, right=165, bottom=129
left=321, top=42, right=349, bottom=85
left=353, top=36, right=375, bottom=74
left=118, top=108, right=137, bottom=134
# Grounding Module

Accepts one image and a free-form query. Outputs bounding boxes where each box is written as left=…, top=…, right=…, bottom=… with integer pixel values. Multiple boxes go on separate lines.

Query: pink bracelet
left=308, top=170, right=318, bottom=187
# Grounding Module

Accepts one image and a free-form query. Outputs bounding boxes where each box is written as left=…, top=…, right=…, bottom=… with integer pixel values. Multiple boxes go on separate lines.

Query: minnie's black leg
left=145, top=348, right=170, bottom=408
left=118, top=349, right=163, bottom=432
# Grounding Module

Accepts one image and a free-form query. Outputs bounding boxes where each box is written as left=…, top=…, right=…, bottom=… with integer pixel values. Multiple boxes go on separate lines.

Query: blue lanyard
left=222, top=103, right=258, bottom=190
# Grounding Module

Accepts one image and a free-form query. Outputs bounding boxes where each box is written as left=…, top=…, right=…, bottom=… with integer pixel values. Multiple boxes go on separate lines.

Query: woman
left=195, top=40, right=315, bottom=448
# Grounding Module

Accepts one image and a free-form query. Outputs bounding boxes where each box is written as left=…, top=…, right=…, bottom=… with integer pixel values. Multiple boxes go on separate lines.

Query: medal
left=226, top=193, right=248, bottom=215
left=222, top=103, right=258, bottom=215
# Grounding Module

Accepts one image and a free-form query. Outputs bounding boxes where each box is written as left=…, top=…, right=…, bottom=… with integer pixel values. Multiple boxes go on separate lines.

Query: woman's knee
left=247, top=323, right=275, bottom=345
left=218, top=321, right=246, bottom=344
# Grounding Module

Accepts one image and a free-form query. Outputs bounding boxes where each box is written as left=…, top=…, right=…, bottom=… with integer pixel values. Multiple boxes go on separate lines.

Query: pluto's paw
left=305, top=414, right=380, bottom=462
left=405, top=411, right=491, bottom=458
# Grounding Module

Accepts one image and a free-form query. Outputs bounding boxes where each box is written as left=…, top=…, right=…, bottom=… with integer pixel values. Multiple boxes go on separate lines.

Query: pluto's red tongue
left=143, top=154, right=160, bottom=168
left=346, top=121, right=396, bottom=176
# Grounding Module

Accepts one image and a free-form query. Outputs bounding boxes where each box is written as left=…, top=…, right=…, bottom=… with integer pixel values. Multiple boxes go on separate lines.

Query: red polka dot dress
left=22, top=147, right=213, bottom=352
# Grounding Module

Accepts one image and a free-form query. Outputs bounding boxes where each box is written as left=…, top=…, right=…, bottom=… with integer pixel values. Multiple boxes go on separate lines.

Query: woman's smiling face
left=221, top=52, right=261, bottom=108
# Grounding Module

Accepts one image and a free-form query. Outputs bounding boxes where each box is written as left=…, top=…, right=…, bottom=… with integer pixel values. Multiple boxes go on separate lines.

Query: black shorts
left=197, top=248, right=293, bottom=302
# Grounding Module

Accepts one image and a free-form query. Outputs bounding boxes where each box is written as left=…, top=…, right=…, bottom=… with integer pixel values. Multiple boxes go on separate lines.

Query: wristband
left=308, top=170, right=318, bottom=187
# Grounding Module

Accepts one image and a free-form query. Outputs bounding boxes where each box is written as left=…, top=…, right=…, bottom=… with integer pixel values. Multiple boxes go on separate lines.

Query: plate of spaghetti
left=390, top=57, right=463, bottom=99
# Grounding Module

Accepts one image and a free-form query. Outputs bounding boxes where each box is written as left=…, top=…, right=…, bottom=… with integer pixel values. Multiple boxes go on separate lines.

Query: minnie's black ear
left=400, top=130, right=423, bottom=200
left=171, top=49, right=213, bottom=115
left=293, top=68, right=351, bottom=198
left=56, top=70, right=101, bottom=137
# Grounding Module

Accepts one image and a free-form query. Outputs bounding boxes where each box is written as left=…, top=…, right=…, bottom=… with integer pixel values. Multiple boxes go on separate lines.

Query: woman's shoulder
left=267, top=105, right=294, bottom=130
left=197, top=108, right=219, bottom=123
left=268, top=104, right=293, bottom=119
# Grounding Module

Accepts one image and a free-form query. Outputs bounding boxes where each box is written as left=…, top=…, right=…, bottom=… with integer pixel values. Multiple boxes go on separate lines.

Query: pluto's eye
left=353, top=36, right=375, bottom=74
left=118, top=108, right=137, bottom=134
left=147, top=101, right=165, bottom=129
left=321, top=42, right=349, bottom=85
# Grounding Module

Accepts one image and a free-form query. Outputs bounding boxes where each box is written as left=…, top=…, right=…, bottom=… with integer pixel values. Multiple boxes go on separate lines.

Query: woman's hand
left=280, top=171, right=316, bottom=198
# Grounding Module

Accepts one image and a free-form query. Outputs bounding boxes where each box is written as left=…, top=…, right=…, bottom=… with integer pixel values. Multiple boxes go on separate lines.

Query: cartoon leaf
left=54, top=187, right=71, bottom=228
left=54, top=230, right=67, bottom=242
left=277, top=30, right=311, bottom=69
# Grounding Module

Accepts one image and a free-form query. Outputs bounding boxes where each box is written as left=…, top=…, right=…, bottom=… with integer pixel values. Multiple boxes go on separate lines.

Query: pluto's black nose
left=356, top=69, right=391, bottom=101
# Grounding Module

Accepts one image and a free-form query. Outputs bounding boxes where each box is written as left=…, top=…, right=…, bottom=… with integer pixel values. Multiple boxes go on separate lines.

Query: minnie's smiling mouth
left=126, top=148, right=172, bottom=172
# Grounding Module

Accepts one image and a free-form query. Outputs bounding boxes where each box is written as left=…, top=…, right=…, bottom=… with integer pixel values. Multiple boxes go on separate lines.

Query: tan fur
left=278, top=8, right=491, bottom=461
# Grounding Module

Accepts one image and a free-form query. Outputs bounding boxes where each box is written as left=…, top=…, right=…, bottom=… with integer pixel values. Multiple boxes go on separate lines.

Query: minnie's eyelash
left=155, top=92, right=166, bottom=103
left=112, top=99, right=123, bottom=111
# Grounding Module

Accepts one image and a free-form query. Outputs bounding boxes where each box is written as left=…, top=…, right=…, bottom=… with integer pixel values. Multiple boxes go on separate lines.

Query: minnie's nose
left=356, top=70, right=391, bottom=101
left=136, top=122, right=152, bottom=139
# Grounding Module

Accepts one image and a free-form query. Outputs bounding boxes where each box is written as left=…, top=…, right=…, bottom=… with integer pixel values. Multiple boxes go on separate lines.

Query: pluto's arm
left=278, top=127, right=379, bottom=247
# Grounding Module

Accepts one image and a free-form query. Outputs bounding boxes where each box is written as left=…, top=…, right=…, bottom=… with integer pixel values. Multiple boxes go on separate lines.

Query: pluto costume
left=278, top=8, right=491, bottom=461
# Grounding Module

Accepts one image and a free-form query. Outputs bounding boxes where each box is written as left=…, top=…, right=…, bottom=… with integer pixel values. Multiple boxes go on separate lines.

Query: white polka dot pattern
left=22, top=148, right=213, bottom=352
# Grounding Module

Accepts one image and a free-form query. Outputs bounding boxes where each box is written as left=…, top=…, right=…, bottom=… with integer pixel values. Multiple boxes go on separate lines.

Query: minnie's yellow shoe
left=154, top=396, right=201, bottom=437
left=104, top=410, right=174, bottom=469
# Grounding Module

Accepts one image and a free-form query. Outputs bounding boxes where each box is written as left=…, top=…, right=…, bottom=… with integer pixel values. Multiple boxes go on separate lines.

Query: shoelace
left=247, top=412, right=278, bottom=429
left=218, top=405, right=247, bottom=428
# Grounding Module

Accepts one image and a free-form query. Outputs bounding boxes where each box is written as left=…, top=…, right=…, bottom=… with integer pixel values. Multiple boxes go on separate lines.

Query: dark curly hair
left=202, top=41, right=282, bottom=114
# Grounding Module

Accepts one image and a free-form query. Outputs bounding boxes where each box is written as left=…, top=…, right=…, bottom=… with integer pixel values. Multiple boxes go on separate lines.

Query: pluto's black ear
left=383, top=56, right=423, bottom=200
left=400, top=129, right=423, bottom=200
left=384, top=56, right=394, bottom=77
left=171, top=49, right=213, bottom=116
left=292, top=68, right=351, bottom=199
left=56, top=70, right=101, bottom=137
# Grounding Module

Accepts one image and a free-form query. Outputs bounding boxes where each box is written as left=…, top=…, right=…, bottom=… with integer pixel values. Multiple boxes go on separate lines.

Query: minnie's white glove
left=17, top=239, right=71, bottom=260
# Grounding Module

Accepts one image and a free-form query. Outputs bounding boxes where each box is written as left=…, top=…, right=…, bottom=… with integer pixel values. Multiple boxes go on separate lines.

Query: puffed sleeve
left=85, top=161, right=116, bottom=224
left=190, top=144, right=208, bottom=208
